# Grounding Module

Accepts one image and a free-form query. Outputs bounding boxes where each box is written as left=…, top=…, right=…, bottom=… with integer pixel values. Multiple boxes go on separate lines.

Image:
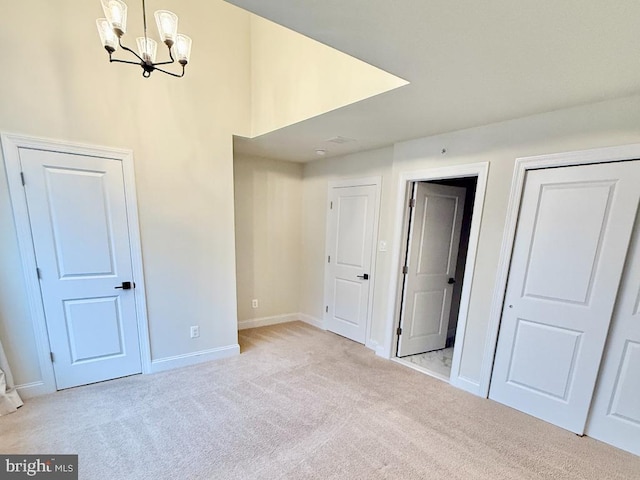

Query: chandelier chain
left=142, top=0, right=148, bottom=43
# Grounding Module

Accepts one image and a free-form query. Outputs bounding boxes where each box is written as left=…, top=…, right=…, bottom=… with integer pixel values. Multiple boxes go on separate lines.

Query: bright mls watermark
left=1, top=455, right=77, bottom=479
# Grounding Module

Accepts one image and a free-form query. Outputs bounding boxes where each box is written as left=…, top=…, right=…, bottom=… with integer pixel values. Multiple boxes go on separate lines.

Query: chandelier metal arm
left=151, top=46, right=177, bottom=67
left=109, top=55, right=143, bottom=67
left=154, top=64, right=185, bottom=78
left=118, top=37, right=145, bottom=63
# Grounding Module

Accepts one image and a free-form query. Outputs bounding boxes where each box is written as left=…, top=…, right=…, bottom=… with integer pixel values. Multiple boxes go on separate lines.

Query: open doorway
left=394, top=176, right=477, bottom=381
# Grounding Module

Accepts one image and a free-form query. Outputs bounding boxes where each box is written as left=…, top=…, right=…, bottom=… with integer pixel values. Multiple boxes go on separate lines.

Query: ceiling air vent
left=326, top=136, right=356, bottom=144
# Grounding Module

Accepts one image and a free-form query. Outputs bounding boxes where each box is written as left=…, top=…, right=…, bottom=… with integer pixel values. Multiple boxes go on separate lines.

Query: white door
left=20, top=148, right=142, bottom=390
left=324, top=183, right=378, bottom=344
left=489, top=161, right=640, bottom=433
left=586, top=212, right=640, bottom=455
left=397, top=182, right=466, bottom=357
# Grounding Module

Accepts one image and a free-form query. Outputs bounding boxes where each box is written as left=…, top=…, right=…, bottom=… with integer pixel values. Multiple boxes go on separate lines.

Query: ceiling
left=228, top=0, right=640, bottom=162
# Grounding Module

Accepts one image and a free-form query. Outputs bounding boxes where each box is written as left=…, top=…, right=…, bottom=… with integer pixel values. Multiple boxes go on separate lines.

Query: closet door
left=489, top=161, right=640, bottom=434
left=586, top=212, right=640, bottom=456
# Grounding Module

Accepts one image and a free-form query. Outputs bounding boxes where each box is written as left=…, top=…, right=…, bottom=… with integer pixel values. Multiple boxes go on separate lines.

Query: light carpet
left=1, top=321, right=638, bottom=479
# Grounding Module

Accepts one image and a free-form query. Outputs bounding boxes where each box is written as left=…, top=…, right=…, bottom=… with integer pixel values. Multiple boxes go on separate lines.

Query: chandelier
left=96, top=0, right=192, bottom=78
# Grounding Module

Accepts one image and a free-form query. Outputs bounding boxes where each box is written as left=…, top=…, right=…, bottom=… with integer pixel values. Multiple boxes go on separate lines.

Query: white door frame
left=383, top=163, right=489, bottom=395
left=323, top=176, right=381, bottom=349
left=1, top=132, right=152, bottom=397
left=482, top=143, right=640, bottom=398
left=397, top=182, right=467, bottom=358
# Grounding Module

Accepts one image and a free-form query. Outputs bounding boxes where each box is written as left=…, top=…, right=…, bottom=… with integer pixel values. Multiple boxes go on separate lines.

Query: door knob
left=357, top=273, right=369, bottom=280
left=115, top=281, right=134, bottom=290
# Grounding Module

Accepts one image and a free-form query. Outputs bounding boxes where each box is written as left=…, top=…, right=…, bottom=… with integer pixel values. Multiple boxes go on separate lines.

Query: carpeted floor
left=1, top=321, right=638, bottom=479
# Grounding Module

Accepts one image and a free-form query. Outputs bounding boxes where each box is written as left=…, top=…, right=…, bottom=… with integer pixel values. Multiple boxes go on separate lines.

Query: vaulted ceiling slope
left=229, top=0, right=640, bottom=162
left=250, top=16, right=408, bottom=138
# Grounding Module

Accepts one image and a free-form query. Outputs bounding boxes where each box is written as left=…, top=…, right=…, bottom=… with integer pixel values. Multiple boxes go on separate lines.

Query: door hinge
left=50, top=352, right=54, bottom=363
left=36, top=267, right=41, bottom=279
left=328, top=255, right=331, bottom=263
left=20, top=172, right=25, bottom=186
left=396, top=327, right=402, bottom=336
left=325, top=305, right=328, bottom=313
left=409, top=198, right=416, bottom=208
left=402, top=265, right=408, bottom=274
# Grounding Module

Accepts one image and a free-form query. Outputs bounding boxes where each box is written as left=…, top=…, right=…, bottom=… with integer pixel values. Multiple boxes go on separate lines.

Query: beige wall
left=250, top=16, right=407, bottom=137
left=0, top=0, right=252, bottom=385
left=234, top=155, right=302, bottom=321
left=299, top=94, right=640, bottom=387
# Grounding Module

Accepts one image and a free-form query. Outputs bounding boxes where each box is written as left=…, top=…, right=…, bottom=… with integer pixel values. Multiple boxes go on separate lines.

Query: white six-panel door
left=397, top=182, right=466, bottom=357
left=325, top=184, right=377, bottom=344
left=489, top=161, right=640, bottom=434
left=586, top=212, right=640, bottom=455
left=20, top=148, right=142, bottom=390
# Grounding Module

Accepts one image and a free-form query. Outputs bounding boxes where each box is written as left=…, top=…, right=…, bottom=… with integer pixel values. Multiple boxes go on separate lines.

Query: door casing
left=397, top=182, right=467, bottom=357
left=384, top=163, right=489, bottom=395
left=1, top=132, right=151, bottom=397
left=484, top=144, right=640, bottom=398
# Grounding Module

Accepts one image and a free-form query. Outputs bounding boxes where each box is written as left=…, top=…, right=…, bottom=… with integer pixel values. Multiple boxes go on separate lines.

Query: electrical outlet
left=251, top=299, right=259, bottom=309
left=190, top=326, right=199, bottom=338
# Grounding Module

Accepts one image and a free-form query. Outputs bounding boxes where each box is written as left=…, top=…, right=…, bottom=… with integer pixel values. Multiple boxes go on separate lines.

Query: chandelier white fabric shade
left=96, top=0, right=192, bottom=78
left=136, top=37, right=158, bottom=63
left=154, top=10, right=178, bottom=45
left=96, top=18, right=119, bottom=52
left=174, top=35, right=192, bottom=65
left=101, top=0, right=128, bottom=36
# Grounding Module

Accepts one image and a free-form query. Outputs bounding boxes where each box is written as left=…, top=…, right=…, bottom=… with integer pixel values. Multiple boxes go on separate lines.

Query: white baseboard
left=16, top=381, right=54, bottom=399
left=375, top=344, right=388, bottom=358
left=238, top=312, right=325, bottom=331
left=238, top=313, right=326, bottom=330
left=449, top=374, right=482, bottom=397
left=150, top=344, right=240, bottom=374
left=298, top=313, right=324, bottom=330
left=14, top=346, right=242, bottom=397
left=367, top=339, right=389, bottom=355
left=238, top=313, right=299, bottom=330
